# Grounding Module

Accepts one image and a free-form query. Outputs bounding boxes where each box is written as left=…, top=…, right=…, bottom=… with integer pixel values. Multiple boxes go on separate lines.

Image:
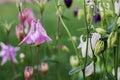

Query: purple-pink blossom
left=19, top=8, right=35, bottom=26
left=19, top=20, right=52, bottom=46
left=0, top=42, right=20, bottom=65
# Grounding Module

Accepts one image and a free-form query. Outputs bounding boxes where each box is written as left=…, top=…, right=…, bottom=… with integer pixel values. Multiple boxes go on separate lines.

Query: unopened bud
left=94, top=14, right=101, bottom=23
left=19, top=53, right=25, bottom=63
left=117, top=17, right=120, bottom=27
left=61, top=45, right=69, bottom=53
left=24, top=66, right=33, bottom=80
left=95, top=28, right=106, bottom=35
left=94, top=40, right=104, bottom=54
left=87, top=13, right=91, bottom=24
left=40, top=62, right=49, bottom=75
left=107, top=31, right=118, bottom=48
left=64, top=0, right=73, bottom=8
left=16, top=24, right=25, bottom=42
left=70, top=55, right=79, bottom=68
left=77, top=9, right=84, bottom=20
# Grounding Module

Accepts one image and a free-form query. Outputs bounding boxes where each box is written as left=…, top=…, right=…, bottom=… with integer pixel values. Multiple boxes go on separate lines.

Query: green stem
left=36, top=46, right=40, bottom=80
left=83, top=0, right=89, bottom=79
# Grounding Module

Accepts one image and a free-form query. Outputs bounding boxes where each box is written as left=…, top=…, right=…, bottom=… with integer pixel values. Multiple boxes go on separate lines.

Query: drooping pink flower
left=16, top=24, right=25, bottom=42
left=19, top=20, right=52, bottom=46
left=0, top=42, right=20, bottom=65
left=78, top=33, right=101, bottom=58
left=19, top=8, right=35, bottom=26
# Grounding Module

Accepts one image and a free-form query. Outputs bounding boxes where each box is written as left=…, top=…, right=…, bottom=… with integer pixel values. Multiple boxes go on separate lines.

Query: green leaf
left=69, top=66, right=82, bottom=75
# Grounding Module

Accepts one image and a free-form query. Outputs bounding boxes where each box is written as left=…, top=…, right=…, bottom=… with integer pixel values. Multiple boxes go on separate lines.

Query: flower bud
left=70, top=55, right=79, bottom=68
left=87, top=13, right=91, bottom=24
left=94, top=40, right=104, bottom=54
left=117, top=17, right=120, bottom=27
left=40, top=62, right=49, bottom=75
left=16, top=24, right=25, bottom=42
left=61, top=45, right=69, bottom=53
left=24, top=66, right=33, bottom=80
left=2, top=22, right=13, bottom=34
left=95, top=28, right=106, bottom=35
left=77, top=9, right=84, bottom=20
left=94, top=14, right=101, bottom=23
left=19, top=53, right=25, bottom=63
left=73, top=7, right=79, bottom=17
left=107, top=31, right=118, bottom=48
left=64, top=0, right=73, bottom=8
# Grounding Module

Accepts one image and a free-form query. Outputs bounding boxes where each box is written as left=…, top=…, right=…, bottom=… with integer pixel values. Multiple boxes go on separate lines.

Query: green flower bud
left=94, top=40, right=104, bottom=54
left=117, top=17, right=120, bottom=27
left=1, top=21, right=13, bottom=34
left=35, top=0, right=47, bottom=14
left=107, top=31, right=118, bottom=48
left=87, top=13, right=91, bottom=24
left=70, top=55, right=79, bottom=68
left=77, top=9, right=84, bottom=20
left=61, top=45, right=70, bottom=53
left=95, top=28, right=106, bottom=35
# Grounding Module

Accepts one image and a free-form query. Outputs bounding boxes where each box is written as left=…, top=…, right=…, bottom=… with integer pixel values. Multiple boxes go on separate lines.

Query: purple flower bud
left=16, top=24, right=25, bottom=42
left=73, top=7, right=78, bottom=17
left=94, top=14, right=101, bottom=23
left=18, top=8, right=35, bottom=26
left=64, top=0, right=73, bottom=8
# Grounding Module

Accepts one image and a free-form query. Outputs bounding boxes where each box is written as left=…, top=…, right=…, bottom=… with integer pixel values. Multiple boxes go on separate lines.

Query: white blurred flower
left=19, top=53, right=25, bottom=62
left=85, top=62, right=94, bottom=77
left=112, top=67, right=120, bottom=80
left=78, top=33, right=101, bottom=58
left=114, top=1, right=120, bottom=15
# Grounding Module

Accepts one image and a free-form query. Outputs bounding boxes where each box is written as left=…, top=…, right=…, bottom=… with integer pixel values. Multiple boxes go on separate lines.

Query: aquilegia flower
left=64, top=0, right=73, bottom=8
left=0, top=42, right=20, bottom=65
left=114, top=1, right=120, bottom=15
left=19, top=8, right=35, bottom=26
left=94, top=14, right=101, bottom=23
left=78, top=33, right=101, bottom=58
left=19, top=20, right=52, bottom=46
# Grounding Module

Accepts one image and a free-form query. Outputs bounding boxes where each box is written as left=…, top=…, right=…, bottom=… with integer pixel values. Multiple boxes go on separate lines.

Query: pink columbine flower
left=19, top=20, right=52, bottom=46
left=16, top=24, right=25, bottom=42
left=78, top=33, right=101, bottom=58
left=19, top=8, right=35, bottom=26
left=0, top=42, right=20, bottom=65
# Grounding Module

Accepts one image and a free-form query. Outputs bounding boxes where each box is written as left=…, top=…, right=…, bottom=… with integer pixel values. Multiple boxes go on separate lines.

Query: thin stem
left=83, top=0, right=89, bottom=79
left=102, top=53, right=108, bottom=74
left=36, top=46, right=40, bottom=80
left=59, top=16, right=80, bottom=59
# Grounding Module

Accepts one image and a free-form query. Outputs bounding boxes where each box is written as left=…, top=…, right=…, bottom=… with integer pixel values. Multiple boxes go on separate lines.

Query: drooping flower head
left=64, top=0, right=73, bottom=8
left=114, top=1, right=120, bottom=15
left=0, top=42, right=20, bottom=65
left=94, top=14, right=101, bottom=23
left=78, top=33, right=101, bottom=58
left=19, top=20, right=52, bottom=46
left=19, top=8, right=35, bottom=26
